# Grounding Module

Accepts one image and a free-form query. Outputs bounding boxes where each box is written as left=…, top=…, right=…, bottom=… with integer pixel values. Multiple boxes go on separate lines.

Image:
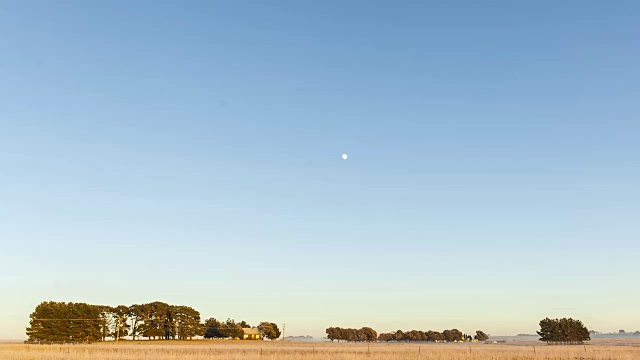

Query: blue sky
left=1, top=1, right=639, bottom=340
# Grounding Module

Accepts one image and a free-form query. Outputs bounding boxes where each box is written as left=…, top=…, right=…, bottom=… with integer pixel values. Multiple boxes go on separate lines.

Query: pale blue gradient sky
left=1, top=0, right=639, bottom=340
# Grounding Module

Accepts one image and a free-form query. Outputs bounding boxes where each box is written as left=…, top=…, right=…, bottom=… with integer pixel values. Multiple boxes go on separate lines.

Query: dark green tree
left=26, top=301, right=103, bottom=344
left=173, top=305, right=202, bottom=340
left=359, top=327, right=377, bottom=342
left=450, top=329, right=463, bottom=341
left=204, top=318, right=224, bottom=338
left=474, top=330, right=489, bottom=341
left=111, top=305, right=131, bottom=340
left=537, top=317, right=590, bottom=344
left=258, top=322, right=277, bottom=340
left=220, top=318, right=243, bottom=339
left=270, top=323, right=281, bottom=340
left=128, top=304, right=144, bottom=340
left=326, top=327, right=338, bottom=342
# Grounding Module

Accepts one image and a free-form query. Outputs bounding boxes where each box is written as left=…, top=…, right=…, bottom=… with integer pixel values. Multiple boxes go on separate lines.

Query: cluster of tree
left=26, top=301, right=280, bottom=344
left=377, top=329, right=488, bottom=342
left=26, top=302, right=105, bottom=343
left=537, top=318, right=590, bottom=345
left=26, top=301, right=203, bottom=343
left=201, top=318, right=280, bottom=340
left=325, top=327, right=378, bottom=342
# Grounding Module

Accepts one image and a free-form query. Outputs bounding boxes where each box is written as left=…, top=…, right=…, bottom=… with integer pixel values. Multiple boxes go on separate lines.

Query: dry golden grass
left=1, top=340, right=639, bottom=360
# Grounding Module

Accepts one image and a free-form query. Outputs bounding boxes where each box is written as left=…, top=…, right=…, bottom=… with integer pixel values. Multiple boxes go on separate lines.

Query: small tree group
left=325, top=327, right=377, bottom=342
left=377, top=328, right=484, bottom=342
left=537, top=318, right=590, bottom=345
left=203, top=318, right=280, bottom=340
left=202, top=318, right=243, bottom=339
left=378, top=330, right=429, bottom=342
left=26, top=301, right=204, bottom=344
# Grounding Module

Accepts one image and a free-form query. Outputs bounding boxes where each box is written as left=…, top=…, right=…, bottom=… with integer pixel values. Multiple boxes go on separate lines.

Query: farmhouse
left=242, top=327, right=262, bottom=340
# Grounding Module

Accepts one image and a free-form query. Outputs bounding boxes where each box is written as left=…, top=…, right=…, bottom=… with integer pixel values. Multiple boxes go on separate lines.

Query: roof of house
left=242, top=328, right=262, bottom=336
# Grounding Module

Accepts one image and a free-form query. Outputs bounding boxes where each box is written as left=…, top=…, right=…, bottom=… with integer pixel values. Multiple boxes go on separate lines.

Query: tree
left=450, top=329, right=463, bottom=342
left=111, top=305, right=131, bottom=340
left=474, top=330, right=489, bottom=341
left=326, top=327, right=338, bottom=342
left=346, top=328, right=358, bottom=342
left=26, top=301, right=103, bottom=344
left=173, top=305, right=202, bottom=340
left=270, top=323, right=281, bottom=340
left=427, top=330, right=443, bottom=342
left=220, top=319, right=243, bottom=339
left=394, top=330, right=405, bottom=342
left=258, top=322, right=277, bottom=340
left=442, top=330, right=454, bottom=342
left=239, top=321, right=251, bottom=328
left=204, top=318, right=224, bottom=339
left=537, top=317, right=590, bottom=345
left=359, top=327, right=377, bottom=342
left=129, top=304, right=144, bottom=341
left=138, top=302, right=172, bottom=340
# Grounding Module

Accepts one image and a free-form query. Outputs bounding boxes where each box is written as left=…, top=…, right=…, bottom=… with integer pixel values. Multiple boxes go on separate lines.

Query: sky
left=1, top=0, right=639, bottom=340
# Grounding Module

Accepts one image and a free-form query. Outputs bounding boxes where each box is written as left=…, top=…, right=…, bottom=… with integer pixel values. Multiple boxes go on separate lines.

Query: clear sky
left=1, top=0, right=639, bottom=340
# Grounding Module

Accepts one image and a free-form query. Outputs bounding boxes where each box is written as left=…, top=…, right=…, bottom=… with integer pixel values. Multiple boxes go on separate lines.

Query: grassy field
left=1, top=340, right=639, bottom=360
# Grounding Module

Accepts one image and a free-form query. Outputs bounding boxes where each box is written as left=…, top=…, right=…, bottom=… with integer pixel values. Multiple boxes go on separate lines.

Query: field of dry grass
left=1, top=339, right=639, bottom=360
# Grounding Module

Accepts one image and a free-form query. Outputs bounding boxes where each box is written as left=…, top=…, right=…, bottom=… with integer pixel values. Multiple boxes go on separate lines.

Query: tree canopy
left=537, top=318, right=590, bottom=344
left=325, top=327, right=377, bottom=342
left=27, top=301, right=206, bottom=343
left=376, top=328, right=476, bottom=343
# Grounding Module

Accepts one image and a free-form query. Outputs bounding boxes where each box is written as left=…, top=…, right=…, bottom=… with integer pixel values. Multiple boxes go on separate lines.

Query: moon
left=341, top=153, right=348, bottom=160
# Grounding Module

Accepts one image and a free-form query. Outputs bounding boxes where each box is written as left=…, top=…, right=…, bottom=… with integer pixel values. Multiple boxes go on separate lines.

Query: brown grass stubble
left=1, top=340, right=639, bottom=360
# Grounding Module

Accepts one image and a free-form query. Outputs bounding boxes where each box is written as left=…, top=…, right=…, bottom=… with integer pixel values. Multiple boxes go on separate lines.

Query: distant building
left=243, top=328, right=262, bottom=340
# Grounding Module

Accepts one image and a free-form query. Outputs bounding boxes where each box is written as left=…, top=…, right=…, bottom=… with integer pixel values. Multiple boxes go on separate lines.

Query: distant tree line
left=325, top=327, right=378, bottom=342
left=26, top=301, right=279, bottom=344
left=537, top=318, right=590, bottom=345
left=377, top=329, right=488, bottom=342
left=325, top=327, right=488, bottom=343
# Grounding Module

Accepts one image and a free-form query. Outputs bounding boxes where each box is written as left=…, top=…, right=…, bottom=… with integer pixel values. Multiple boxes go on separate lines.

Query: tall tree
left=220, top=318, right=243, bottom=339
left=26, top=301, right=103, bottom=344
left=204, top=318, right=224, bottom=339
left=394, top=330, right=405, bottom=342
left=258, top=322, right=277, bottom=340
left=111, top=305, right=131, bottom=340
left=450, top=329, right=463, bottom=342
left=173, top=305, right=203, bottom=340
left=138, top=302, right=171, bottom=340
left=129, top=304, right=144, bottom=341
left=442, top=330, right=454, bottom=342
left=359, top=327, right=377, bottom=342
left=326, top=327, right=338, bottom=342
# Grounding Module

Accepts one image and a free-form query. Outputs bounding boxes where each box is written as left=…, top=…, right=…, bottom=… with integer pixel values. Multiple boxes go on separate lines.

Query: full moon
left=341, top=153, right=348, bottom=160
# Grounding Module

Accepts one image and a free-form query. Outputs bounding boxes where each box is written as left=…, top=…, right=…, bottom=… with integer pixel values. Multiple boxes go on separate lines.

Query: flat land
left=1, top=339, right=640, bottom=360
